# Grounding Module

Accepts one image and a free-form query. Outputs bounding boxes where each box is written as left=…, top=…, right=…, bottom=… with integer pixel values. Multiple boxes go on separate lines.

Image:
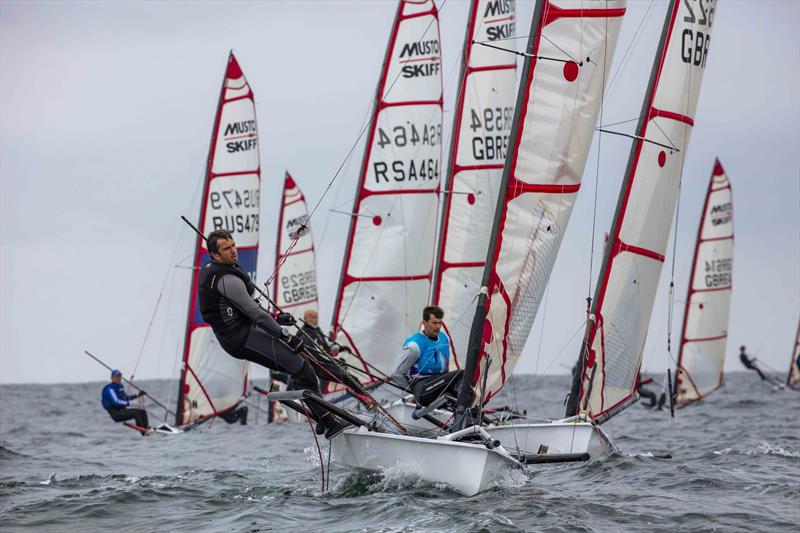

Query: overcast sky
left=1, top=0, right=798, bottom=385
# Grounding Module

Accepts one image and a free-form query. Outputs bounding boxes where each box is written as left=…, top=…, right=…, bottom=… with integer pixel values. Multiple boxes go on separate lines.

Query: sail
left=674, top=159, right=734, bottom=407
left=788, top=320, right=800, bottom=387
left=460, top=0, right=627, bottom=406
left=176, top=52, right=260, bottom=426
left=273, top=172, right=318, bottom=320
left=331, top=0, right=443, bottom=381
left=570, top=0, right=717, bottom=419
left=431, top=0, right=517, bottom=370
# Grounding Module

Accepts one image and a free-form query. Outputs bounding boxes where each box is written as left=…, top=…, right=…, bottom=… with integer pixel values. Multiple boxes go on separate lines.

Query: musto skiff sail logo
left=223, top=120, right=258, bottom=154
left=399, top=39, right=441, bottom=79
left=709, top=201, right=731, bottom=227
left=482, top=0, right=515, bottom=41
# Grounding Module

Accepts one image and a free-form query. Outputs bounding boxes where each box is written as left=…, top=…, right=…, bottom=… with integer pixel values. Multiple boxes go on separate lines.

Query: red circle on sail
left=372, top=216, right=382, bottom=226
left=699, top=303, right=704, bottom=310
left=467, top=193, right=476, bottom=205
left=482, top=319, right=494, bottom=344
left=658, top=151, right=667, bottom=167
left=183, top=384, right=190, bottom=394
left=563, top=61, right=579, bottom=82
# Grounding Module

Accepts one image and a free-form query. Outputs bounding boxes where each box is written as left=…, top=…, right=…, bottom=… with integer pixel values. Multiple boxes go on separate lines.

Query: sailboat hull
left=385, top=402, right=611, bottom=458
left=331, top=427, right=523, bottom=496
left=486, top=420, right=612, bottom=459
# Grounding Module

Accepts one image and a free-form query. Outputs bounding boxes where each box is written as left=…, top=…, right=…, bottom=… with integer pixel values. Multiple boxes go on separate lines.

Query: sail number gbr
left=681, top=0, right=714, bottom=68
left=469, top=106, right=513, bottom=161
left=703, top=257, right=731, bottom=288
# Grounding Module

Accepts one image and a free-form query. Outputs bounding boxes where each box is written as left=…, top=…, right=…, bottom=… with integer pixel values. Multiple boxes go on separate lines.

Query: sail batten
left=569, top=0, right=718, bottom=419
left=176, top=52, right=260, bottom=426
left=331, top=0, right=444, bottom=382
left=674, top=159, right=734, bottom=407
left=457, top=0, right=627, bottom=408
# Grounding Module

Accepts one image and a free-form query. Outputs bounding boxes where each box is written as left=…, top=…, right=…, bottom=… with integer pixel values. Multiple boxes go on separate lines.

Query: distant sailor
left=739, top=345, right=770, bottom=381
left=636, top=375, right=666, bottom=410
left=298, top=309, right=362, bottom=392
left=392, top=306, right=464, bottom=407
left=197, top=230, right=348, bottom=439
left=101, top=369, right=149, bottom=435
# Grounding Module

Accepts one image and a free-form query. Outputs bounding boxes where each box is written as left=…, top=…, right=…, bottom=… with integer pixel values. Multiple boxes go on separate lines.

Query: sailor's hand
left=138, top=390, right=147, bottom=397
left=284, top=334, right=305, bottom=353
left=276, top=312, right=296, bottom=326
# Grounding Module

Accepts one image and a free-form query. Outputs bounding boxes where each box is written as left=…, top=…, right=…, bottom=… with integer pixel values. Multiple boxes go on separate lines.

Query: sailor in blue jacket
left=391, top=306, right=465, bottom=407
left=101, top=370, right=149, bottom=435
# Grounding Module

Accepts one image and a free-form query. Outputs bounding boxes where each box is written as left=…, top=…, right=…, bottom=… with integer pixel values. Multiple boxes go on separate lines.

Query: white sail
left=462, top=0, right=627, bottom=405
left=273, top=171, right=318, bottom=320
left=331, top=0, right=443, bottom=381
left=675, top=159, right=734, bottom=406
left=788, top=320, right=800, bottom=387
left=177, top=52, right=260, bottom=426
left=574, top=0, right=718, bottom=419
left=431, top=0, right=517, bottom=370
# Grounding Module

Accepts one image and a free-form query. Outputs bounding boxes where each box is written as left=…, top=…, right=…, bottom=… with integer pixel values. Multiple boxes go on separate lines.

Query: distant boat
left=273, top=171, right=318, bottom=320
left=674, top=159, right=734, bottom=407
left=175, top=51, right=261, bottom=427
left=269, top=171, right=318, bottom=421
left=787, top=320, right=800, bottom=389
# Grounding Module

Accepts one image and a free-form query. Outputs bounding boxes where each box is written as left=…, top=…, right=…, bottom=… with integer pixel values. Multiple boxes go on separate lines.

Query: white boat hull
left=385, top=402, right=612, bottom=458
left=487, top=419, right=613, bottom=458
left=331, top=426, right=523, bottom=496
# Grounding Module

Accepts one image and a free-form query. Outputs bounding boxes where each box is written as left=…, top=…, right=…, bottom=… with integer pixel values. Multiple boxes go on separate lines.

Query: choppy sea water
left=1, top=373, right=798, bottom=532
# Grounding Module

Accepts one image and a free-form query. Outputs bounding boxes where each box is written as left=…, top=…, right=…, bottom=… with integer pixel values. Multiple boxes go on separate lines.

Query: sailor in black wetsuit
left=297, top=309, right=363, bottom=392
left=197, top=230, right=348, bottom=439
left=739, top=345, right=770, bottom=381
left=101, top=370, right=149, bottom=435
left=636, top=376, right=666, bottom=410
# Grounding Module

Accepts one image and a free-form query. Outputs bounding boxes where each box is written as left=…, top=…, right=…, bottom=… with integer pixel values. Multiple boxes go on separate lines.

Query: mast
left=788, top=320, right=800, bottom=387
left=175, top=52, right=261, bottom=426
left=456, top=0, right=628, bottom=413
left=566, top=0, right=718, bottom=419
left=273, top=171, right=318, bottom=320
left=674, top=159, right=734, bottom=407
left=330, top=0, right=444, bottom=381
left=431, top=0, right=517, bottom=370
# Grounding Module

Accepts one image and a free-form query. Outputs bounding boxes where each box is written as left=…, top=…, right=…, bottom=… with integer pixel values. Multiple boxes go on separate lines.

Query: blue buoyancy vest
left=405, top=332, right=449, bottom=377
left=101, top=382, right=131, bottom=409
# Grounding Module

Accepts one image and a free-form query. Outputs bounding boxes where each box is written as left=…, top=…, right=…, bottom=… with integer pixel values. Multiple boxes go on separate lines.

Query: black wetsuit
left=197, top=260, right=342, bottom=433
left=740, top=352, right=769, bottom=381
left=220, top=405, right=248, bottom=425
left=300, top=324, right=363, bottom=391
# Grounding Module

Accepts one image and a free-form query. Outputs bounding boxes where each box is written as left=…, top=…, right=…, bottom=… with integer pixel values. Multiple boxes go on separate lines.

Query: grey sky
left=1, top=1, right=798, bottom=384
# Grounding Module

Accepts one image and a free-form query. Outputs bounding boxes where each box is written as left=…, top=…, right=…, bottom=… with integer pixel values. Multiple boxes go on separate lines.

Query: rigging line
left=329, top=209, right=374, bottom=218
left=597, top=116, right=641, bottom=129
left=538, top=32, right=580, bottom=65
left=587, top=10, right=611, bottom=307
left=472, top=40, right=578, bottom=64
left=540, top=320, right=587, bottom=374
left=595, top=128, right=678, bottom=151
left=605, top=0, right=657, bottom=101
left=651, top=120, right=679, bottom=154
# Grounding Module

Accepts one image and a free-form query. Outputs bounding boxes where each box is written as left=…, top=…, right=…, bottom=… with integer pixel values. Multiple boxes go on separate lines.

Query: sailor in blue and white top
left=101, top=370, right=150, bottom=435
left=391, top=306, right=465, bottom=407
